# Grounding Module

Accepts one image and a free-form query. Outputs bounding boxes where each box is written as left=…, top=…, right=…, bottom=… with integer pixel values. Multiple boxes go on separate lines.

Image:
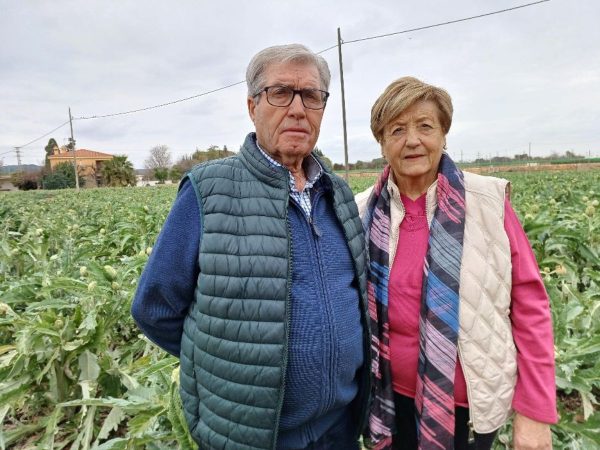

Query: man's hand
left=513, top=413, right=552, bottom=449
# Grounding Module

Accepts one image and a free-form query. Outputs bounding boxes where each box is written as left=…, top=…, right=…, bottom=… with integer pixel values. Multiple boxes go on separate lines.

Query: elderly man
left=131, top=44, right=370, bottom=450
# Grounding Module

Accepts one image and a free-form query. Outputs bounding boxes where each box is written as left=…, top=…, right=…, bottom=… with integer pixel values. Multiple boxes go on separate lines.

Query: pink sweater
left=389, top=194, right=558, bottom=424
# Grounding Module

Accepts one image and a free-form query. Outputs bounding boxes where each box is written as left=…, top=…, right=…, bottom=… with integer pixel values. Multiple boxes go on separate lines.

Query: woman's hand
left=513, top=413, right=552, bottom=449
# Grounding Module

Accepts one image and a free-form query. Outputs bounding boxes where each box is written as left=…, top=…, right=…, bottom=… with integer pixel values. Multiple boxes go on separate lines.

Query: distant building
left=47, top=147, right=114, bottom=187
left=0, top=176, right=17, bottom=191
left=135, top=174, right=175, bottom=187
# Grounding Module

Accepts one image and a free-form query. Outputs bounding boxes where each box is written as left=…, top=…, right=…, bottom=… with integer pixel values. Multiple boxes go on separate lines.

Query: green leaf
left=0, top=376, right=31, bottom=405
left=78, top=310, right=98, bottom=333
left=139, top=357, right=178, bottom=378
left=37, top=407, right=63, bottom=450
left=556, top=411, right=600, bottom=445
left=96, top=406, right=125, bottom=440
left=94, top=438, right=128, bottom=450
left=562, top=335, right=600, bottom=361
left=79, top=350, right=101, bottom=381
left=168, top=381, right=195, bottom=450
left=566, top=304, right=585, bottom=322
left=0, top=404, right=9, bottom=450
left=64, top=339, right=85, bottom=351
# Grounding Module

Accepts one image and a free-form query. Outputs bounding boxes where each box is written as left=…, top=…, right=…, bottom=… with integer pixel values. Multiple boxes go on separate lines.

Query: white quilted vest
left=356, top=170, right=516, bottom=433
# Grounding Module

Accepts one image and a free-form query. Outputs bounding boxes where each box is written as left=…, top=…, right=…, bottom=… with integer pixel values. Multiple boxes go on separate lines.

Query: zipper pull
left=309, top=216, right=322, bottom=237
left=467, top=420, right=475, bottom=444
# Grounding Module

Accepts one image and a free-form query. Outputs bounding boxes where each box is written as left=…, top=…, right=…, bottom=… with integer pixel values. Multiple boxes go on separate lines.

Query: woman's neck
left=393, top=171, right=436, bottom=200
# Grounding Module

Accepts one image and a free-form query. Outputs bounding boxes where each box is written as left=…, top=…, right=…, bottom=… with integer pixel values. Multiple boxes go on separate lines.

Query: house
left=0, top=176, right=17, bottom=191
left=47, top=147, right=114, bottom=187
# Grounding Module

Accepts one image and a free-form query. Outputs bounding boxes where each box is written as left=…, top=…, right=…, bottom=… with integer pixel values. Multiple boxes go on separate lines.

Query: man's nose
left=287, top=92, right=306, bottom=117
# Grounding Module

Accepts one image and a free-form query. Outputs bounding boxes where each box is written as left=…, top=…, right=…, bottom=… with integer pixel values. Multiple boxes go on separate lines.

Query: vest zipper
left=308, top=192, right=336, bottom=415
left=328, top=176, right=372, bottom=436
left=457, top=342, right=476, bottom=434
left=467, top=418, right=475, bottom=444
left=272, top=195, right=292, bottom=450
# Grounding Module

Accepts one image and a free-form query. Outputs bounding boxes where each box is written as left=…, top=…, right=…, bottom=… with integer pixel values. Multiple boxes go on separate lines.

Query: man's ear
left=247, top=97, right=256, bottom=123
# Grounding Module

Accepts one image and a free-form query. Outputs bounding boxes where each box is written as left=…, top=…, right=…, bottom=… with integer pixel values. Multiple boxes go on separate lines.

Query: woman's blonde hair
left=370, top=76, right=453, bottom=143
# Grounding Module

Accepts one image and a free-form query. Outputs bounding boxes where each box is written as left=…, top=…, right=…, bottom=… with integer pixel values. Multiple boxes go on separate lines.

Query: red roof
left=49, top=149, right=114, bottom=159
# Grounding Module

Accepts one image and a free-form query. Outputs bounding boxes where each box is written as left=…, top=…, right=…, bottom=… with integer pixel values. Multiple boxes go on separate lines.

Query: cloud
left=1, top=0, right=599, bottom=167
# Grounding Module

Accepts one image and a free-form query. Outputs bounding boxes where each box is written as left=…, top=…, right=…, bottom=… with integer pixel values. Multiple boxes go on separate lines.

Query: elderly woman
left=356, top=77, right=557, bottom=450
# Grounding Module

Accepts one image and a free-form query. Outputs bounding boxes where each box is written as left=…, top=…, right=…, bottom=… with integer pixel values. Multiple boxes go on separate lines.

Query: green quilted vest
left=179, top=133, right=369, bottom=450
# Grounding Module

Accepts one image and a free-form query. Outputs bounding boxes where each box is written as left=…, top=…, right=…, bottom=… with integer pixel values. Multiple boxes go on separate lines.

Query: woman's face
left=381, top=100, right=446, bottom=193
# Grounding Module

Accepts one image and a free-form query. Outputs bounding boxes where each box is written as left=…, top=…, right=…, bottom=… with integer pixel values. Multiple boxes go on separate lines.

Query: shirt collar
left=255, top=139, right=323, bottom=191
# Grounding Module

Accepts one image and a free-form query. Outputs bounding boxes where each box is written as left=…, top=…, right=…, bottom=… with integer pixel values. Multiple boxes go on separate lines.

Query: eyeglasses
left=255, top=85, right=330, bottom=110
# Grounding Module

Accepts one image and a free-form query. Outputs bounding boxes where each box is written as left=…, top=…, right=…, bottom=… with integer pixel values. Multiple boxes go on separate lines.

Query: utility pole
left=528, top=142, right=531, bottom=159
left=337, top=27, right=349, bottom=181
left=15, top=147, right=22, bottom=170
left=69, top=107, right=79, bottom=190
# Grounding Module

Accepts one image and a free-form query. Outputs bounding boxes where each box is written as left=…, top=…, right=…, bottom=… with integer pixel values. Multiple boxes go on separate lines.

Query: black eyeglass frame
left=254, top=85, right=330, bottom=110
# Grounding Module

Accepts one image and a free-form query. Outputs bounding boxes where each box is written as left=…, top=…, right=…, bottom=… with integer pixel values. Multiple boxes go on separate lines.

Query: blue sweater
left=132, top=178, right=365, bottom=448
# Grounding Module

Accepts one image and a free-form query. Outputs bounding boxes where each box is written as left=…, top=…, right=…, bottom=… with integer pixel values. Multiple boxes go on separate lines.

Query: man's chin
left=278, top=140, right=314, bottom=156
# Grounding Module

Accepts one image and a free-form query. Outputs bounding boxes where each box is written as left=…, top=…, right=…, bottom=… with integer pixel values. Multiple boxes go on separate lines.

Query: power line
left=74, top=45, right=340, bottom=121
left=343, top=0, right=550, bottom=45
left=317, top=44, right=338, bottom=54
left=8, top=0, right=550, bottom=149
left=17, top=121, right=71, bottom=149
left=73, top=0, right=549, bottom=123
left=75, top=80, right=246, bottom=120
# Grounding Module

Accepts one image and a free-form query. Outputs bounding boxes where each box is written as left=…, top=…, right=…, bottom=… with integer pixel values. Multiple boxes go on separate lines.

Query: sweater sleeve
left=131, top=180, right=201, bottom=357
left=505, top=199, right=558, bottom=423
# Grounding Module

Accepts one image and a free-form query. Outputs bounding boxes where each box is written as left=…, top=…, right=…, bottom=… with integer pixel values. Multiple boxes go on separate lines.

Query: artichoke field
left=1, top=170, right=599, bottom=449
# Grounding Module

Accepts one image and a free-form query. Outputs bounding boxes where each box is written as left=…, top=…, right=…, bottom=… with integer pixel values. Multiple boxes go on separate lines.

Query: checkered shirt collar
left=255, top=141, right=323, bottom=193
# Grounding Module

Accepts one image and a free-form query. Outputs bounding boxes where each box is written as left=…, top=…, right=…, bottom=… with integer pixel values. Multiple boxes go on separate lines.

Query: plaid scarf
left=364, top=154, right=466, bottom=449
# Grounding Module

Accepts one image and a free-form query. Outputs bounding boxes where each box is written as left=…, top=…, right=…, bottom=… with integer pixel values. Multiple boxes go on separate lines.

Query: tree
left=42, top=162, right=85, bottom=190
left=145, top=145, right=172, bottom=173
left=44, top=138, right=58, bottom=157
left=354, top=160, right=367, bottom=170
left=173, top=154, right=196, bottom=173
left=11, top=171, right=41, bottom=190
left=169, top=166, right=182, bottom=183
left=172, top=145, right=235, bottom=175
left=565, top=150, right=584, bottom=160
left=44, top=138, right=59, bottom=168
left=190, top=145, right=235, bottom=163
left=154, top=168, right=169, bottom=184
left=101, top=155, right=136, bottom=187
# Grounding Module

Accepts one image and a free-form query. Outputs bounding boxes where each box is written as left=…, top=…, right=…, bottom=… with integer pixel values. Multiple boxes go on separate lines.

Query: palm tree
left=101, top=155, right=136, bottom=187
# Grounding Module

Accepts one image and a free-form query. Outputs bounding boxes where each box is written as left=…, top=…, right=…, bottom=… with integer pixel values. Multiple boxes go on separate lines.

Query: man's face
left=247, top=61, right=325, bottom=166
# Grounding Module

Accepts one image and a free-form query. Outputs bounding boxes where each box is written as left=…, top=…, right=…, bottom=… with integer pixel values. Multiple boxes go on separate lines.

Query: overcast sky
left=1, top=0, right=599, bottom=168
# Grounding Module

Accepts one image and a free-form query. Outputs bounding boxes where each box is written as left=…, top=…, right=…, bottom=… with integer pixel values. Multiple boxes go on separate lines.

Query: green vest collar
left=239, top=133, right=289, bottom=189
